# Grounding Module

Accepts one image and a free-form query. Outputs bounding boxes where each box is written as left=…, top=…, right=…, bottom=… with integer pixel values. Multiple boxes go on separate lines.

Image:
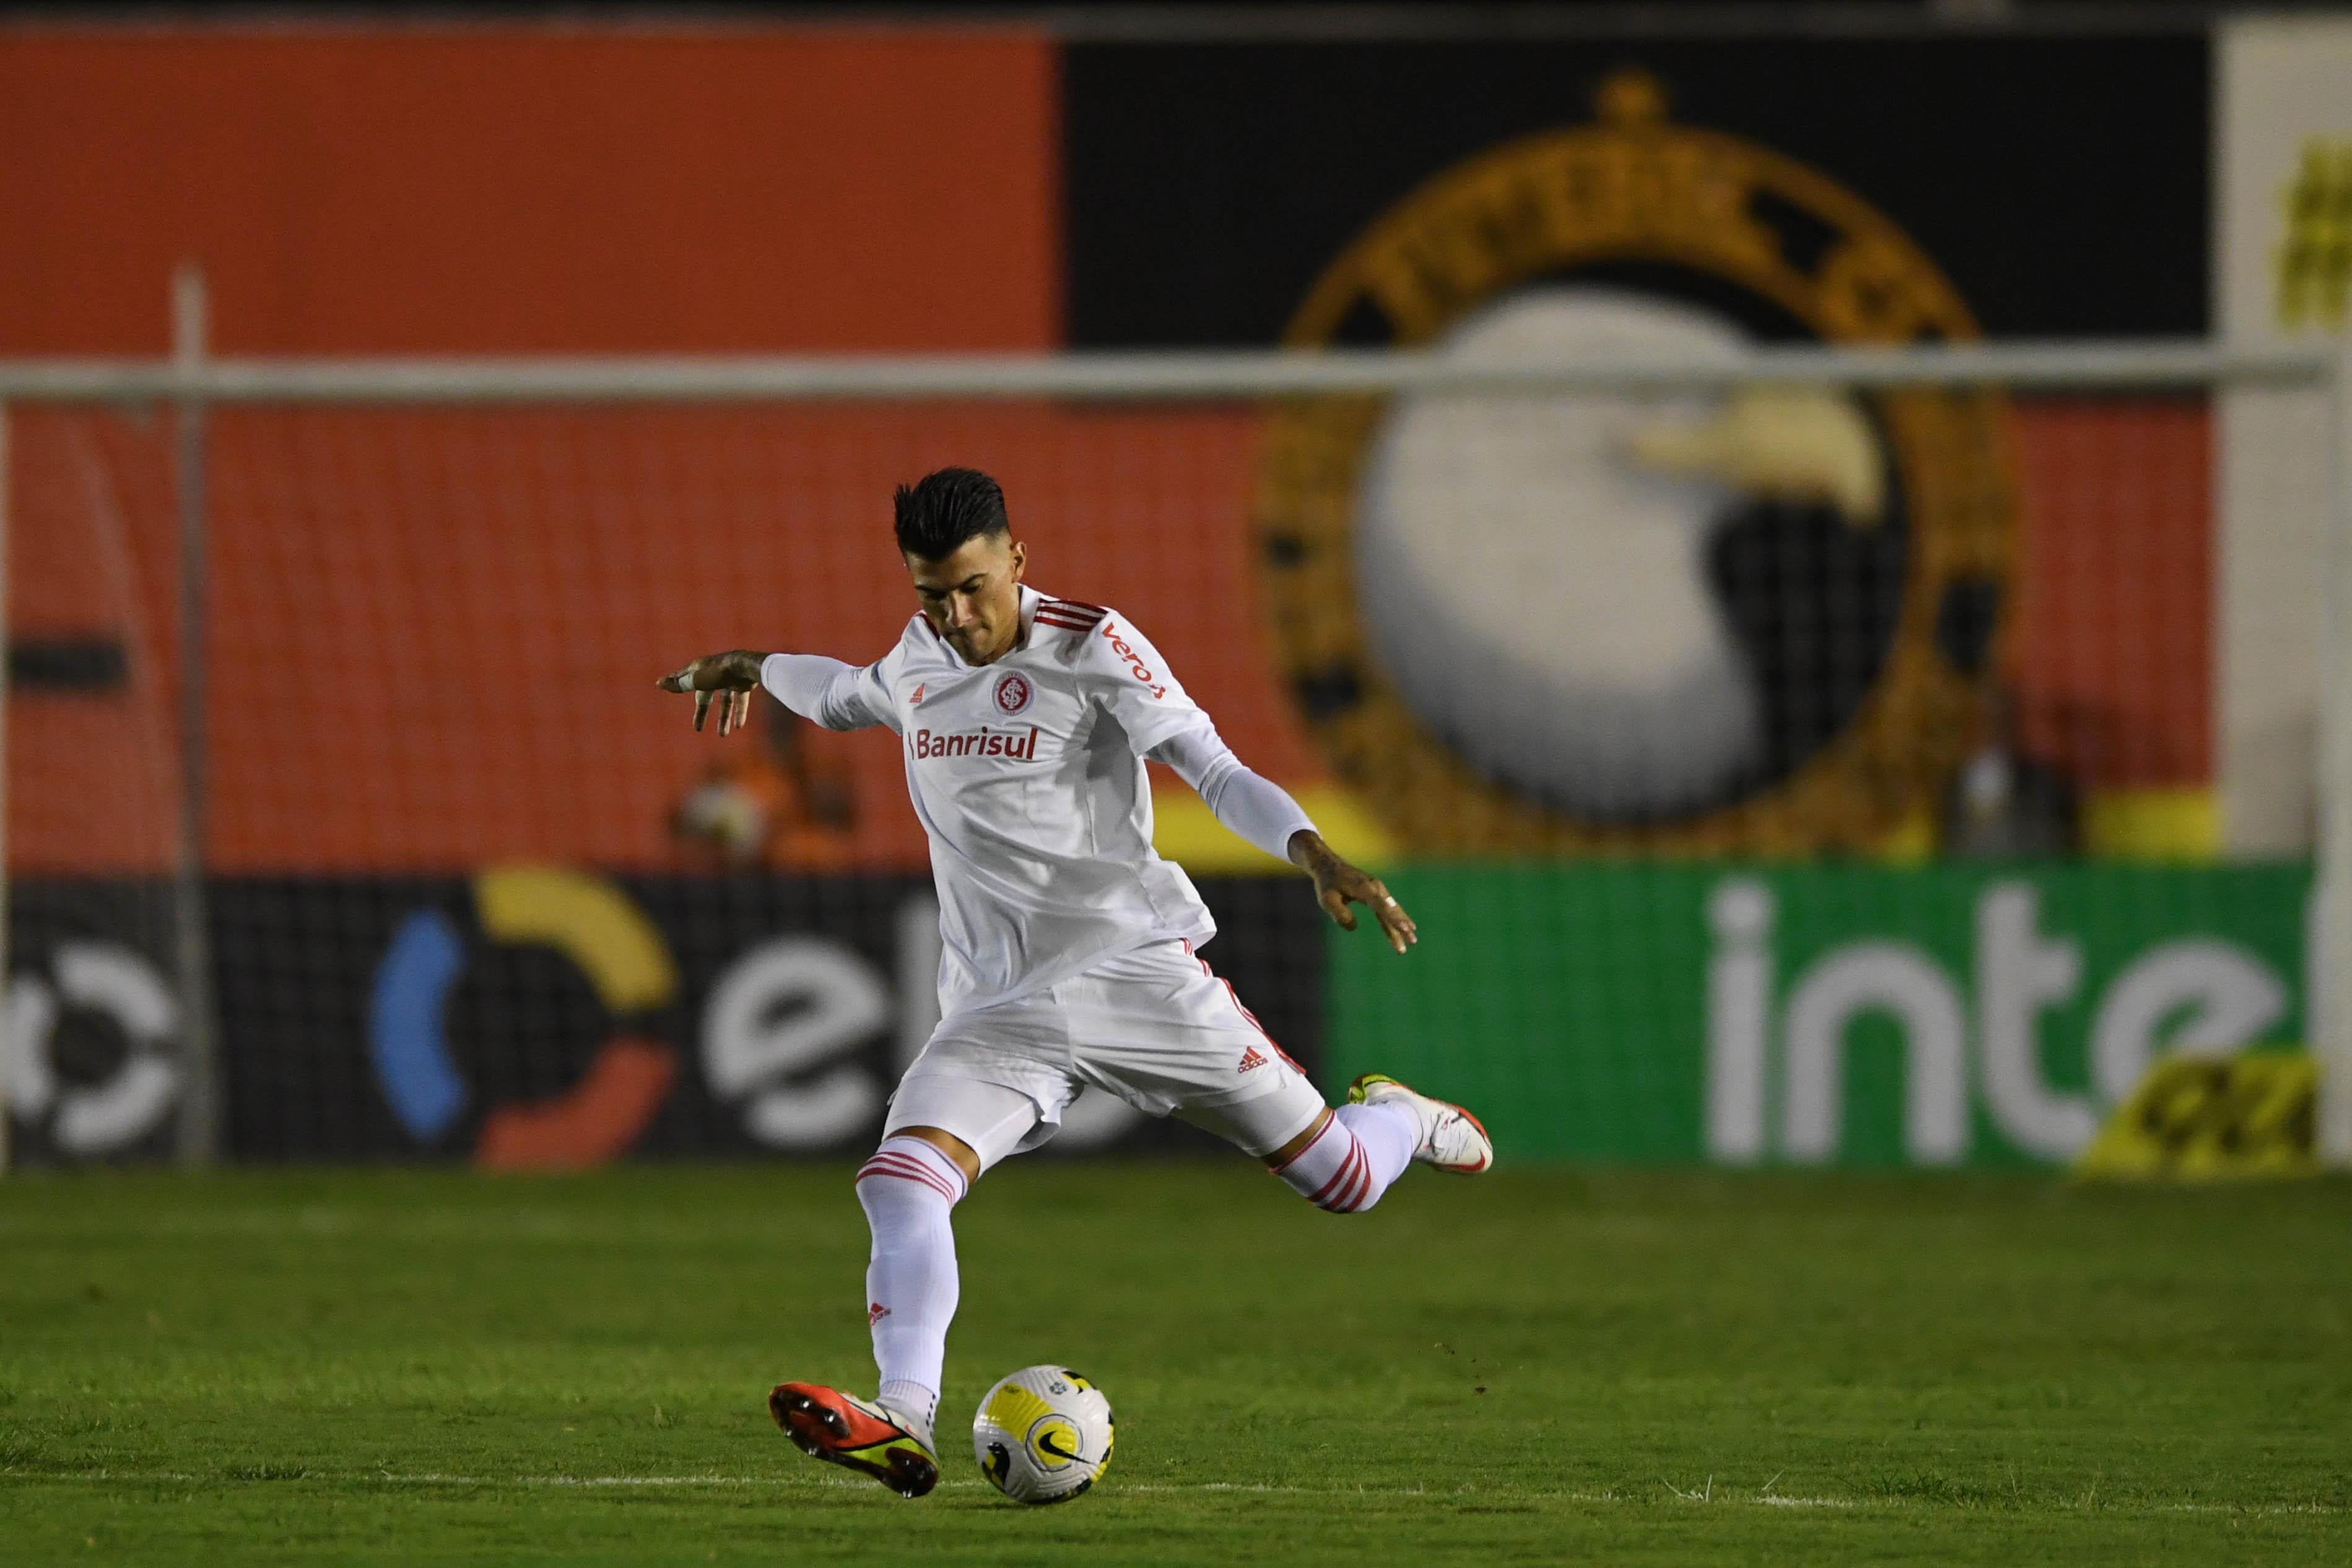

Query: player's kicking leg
left=1092, top=939, right=1490, bottom=1211
left=1347, top=1073, right=1493, bottom=1172
left=1238, top=1071, right=1491, bottom=1213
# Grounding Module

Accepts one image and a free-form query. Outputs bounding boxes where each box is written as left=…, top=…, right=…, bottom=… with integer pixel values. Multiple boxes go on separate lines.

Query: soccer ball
left=971, top=1365, right=1115, bottom=1504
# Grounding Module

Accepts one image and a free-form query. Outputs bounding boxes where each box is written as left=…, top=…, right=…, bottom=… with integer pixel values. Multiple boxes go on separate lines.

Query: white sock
left=855, top=1136, right=966, bottom=1449
left=1338, top=1099, right=1420, bottom=1188
left=877, top=1379, right=939, bottom=1451
left=1270, top=1102, right=1418, bottom=1213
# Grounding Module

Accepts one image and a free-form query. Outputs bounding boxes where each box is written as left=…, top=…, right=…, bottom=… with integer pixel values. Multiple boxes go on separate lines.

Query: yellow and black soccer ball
left=970, top=1365, right=1114, bottom=1504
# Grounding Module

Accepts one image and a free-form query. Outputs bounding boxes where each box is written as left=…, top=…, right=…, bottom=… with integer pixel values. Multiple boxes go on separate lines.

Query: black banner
left=5, top=880, right=185, bottom=1165
left=1065, top=35, right=2207, bottom=345
left=7, top=874, right=1326, bottom=1165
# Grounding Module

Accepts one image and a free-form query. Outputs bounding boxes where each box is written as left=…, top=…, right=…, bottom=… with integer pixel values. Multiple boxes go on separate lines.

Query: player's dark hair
left=894, top=467, right=1011, bottom=560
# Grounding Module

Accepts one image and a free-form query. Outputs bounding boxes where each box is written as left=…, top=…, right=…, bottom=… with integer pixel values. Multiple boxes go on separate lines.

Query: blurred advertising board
left=6, top=874, right=1326, bottom=1165
left=1333, top=864, right=2311, bottom=1169
left=14, top=865, right=2309, bottom=1172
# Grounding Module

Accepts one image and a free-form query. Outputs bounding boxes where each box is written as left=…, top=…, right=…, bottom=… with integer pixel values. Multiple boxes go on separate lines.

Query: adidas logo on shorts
left=868, top=1302, right=892, bottom=1326
left=1237, top=1046, right=1268, bottom=1073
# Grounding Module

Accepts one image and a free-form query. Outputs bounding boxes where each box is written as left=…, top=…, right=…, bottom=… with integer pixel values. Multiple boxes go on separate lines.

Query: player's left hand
left=1288, top=830, right=1416, bottom=954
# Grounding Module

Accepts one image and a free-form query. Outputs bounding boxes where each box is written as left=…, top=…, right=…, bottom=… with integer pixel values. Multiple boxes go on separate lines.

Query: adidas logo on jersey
left=869, top=1302, right=892, bottom=1326
left=1237, top=1046, right=1268, bottom=1073
left=912, top=725, right=1040, bottom=762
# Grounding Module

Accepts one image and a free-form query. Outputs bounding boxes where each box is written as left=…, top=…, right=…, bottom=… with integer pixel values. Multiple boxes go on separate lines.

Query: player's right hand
left=657, top=650, right=765, bottom=736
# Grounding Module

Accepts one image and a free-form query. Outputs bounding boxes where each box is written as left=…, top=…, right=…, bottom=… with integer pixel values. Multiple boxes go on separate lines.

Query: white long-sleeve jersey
left=761, top=585, right=1316, bottom=1017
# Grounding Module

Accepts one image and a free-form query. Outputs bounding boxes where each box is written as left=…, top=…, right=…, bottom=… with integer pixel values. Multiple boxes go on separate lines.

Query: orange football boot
left=769, top=1382, right=940, bottom=1499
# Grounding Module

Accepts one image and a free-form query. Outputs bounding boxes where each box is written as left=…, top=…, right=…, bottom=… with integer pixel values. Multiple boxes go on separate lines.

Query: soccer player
left=658, top=468, right=1491, bottom=1499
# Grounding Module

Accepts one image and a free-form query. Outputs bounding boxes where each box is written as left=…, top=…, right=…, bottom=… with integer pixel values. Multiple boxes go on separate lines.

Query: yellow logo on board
left=2277, top=139, right=2352, bottom=331
left=2075, top=1053, right=2318, bottom=1180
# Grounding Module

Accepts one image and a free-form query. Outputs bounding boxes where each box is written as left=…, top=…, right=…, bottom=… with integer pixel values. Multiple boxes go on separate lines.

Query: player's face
left=907, top=532, right=1027, bottom=666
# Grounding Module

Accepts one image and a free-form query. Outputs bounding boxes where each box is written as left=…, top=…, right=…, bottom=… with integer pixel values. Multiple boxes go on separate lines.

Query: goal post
left=1, top=400, right=10, bottom=1178
left=0, top=341, right=2331, bottom=403
left=2321, top=324, right=2352, bottom=1164
left=0, top=337, right=2343, bottom=1170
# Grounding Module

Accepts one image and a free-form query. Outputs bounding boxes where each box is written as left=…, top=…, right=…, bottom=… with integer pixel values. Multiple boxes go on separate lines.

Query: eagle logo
left=1256, top=72, right=2015, bottom=855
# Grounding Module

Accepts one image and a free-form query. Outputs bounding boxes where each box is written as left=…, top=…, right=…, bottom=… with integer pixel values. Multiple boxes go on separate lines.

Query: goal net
left=5, top=341, right=2346, bottom=1173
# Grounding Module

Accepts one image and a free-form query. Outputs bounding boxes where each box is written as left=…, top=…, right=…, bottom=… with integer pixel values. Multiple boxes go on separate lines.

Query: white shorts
left=883, top=938, right=1328, bottom=1172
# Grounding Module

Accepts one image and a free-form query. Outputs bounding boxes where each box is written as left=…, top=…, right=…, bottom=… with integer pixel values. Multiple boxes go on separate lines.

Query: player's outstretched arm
left=660, top=648, right=894, bottom=735
left=1289, top=829, right=1417, bottom=956
left=657, top=650, right=768, bottom=735
left=1110, top=617, right=1416, bottom=957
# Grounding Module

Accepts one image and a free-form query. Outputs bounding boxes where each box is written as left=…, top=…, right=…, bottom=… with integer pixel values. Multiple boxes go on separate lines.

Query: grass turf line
left=1, top=1162, right=2346, bottom=1565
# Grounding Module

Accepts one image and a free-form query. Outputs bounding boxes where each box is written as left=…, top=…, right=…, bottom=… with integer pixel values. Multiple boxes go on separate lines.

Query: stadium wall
left=5, top=20, right=2343, bottom=1172
left=6, top=863, right=2315, bottom=1169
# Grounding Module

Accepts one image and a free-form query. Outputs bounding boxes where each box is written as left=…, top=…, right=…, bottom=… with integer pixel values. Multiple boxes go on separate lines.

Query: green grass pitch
left=2, top=1161, right=2346, bottom=1565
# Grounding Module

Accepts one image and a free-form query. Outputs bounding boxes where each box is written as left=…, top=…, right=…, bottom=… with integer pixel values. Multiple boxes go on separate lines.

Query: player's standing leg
left=768, top=1130, right=966, bottom=1497
left=769, top=1077, right=1042, bottom=1499
left=856, top=1135, right=969, bottom=1434
left=770, top=1135, right=972, bottom=1498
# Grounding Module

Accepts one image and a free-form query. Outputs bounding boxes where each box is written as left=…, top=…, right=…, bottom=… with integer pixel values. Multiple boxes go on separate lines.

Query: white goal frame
left=0, top=326, right=2345, bottom=1171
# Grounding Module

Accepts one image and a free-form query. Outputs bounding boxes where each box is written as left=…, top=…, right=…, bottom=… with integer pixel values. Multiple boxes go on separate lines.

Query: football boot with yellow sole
left=769, top=1382, right=939, bottom=1498
left=1348, top=1073, right=1494, bottom=1174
